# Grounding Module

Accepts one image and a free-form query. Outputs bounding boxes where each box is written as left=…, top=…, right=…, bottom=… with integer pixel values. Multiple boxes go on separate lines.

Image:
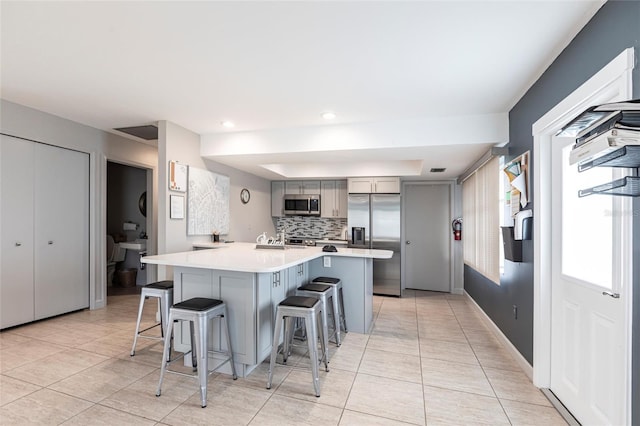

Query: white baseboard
left=464, top=291, right=533, bottom=381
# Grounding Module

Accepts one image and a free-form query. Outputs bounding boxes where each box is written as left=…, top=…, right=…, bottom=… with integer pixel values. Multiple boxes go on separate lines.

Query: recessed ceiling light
left=221, top=121, right=235, bottom=128
left=321, top=111, right=336, bottom=120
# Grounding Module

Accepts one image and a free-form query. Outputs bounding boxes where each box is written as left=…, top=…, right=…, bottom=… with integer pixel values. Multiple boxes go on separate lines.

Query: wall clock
left=240, top=188, right=250, bottom=204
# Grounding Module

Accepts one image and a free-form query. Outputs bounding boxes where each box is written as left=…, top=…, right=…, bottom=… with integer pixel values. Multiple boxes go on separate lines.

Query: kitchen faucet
left=279, top=227, right=288, bottom=243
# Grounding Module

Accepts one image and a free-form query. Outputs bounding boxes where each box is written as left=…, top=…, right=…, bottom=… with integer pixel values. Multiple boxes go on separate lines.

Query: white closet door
left=34, top=143, right=89, bottom=319
left=0, top=135, right=35, bottom=328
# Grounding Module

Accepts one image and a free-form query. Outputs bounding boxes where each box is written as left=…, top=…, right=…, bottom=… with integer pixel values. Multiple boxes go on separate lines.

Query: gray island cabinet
left=142, top=243, right=390, bottom=377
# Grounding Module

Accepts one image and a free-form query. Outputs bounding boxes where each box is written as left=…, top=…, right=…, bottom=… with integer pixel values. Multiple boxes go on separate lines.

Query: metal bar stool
left=156, top=297, right=237, bottom=408
left=131, top=280, right=174, bottom=357
left=297, top=282, right=341, bottom=347
left=267, top=296, right=328, bottom=397
left=312, top=276, right=347, bottom=334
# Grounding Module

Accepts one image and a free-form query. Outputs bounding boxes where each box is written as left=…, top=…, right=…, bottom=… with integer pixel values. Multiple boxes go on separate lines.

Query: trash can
left=117, top=268, right=137, bottom=287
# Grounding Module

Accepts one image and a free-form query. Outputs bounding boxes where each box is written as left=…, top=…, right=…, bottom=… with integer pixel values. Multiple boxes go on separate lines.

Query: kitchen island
left=141, top=242, right=391, bottom=376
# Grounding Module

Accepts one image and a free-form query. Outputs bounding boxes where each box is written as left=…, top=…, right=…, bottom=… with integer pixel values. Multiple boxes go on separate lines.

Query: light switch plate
left=323, top=256, right=331, bottom=267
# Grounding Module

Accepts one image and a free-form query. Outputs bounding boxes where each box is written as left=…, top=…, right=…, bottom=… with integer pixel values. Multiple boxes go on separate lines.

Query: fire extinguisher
left=452, top=218, right=462, bottom=241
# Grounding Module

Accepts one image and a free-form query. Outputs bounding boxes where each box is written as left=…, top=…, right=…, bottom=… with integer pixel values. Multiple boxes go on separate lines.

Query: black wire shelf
left=578, top=145, right=640, bottom=172
left=578, top=176, right=640, bottom=197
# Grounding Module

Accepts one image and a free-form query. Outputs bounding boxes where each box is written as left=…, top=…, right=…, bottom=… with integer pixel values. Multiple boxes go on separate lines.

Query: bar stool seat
left=297, top=282, right=341, bottom=347
left=156, top=297, right=237, bottom=408
left=131, top=280, right=174, bottom=357
left=267, top=296, right=328, bottom=397
left=312, top=276, right=347, bottom=334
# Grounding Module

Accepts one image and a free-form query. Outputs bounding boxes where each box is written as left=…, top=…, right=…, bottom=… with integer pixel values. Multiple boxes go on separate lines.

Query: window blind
left=462, top=156, right=500, bottom=284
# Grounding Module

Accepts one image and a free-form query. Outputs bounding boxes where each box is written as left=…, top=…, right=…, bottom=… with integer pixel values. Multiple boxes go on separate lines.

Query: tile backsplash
left=274, top=217, right=348, bottom=240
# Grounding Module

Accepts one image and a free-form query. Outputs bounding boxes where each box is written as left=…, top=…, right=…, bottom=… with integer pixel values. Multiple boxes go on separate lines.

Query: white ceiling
left=0, top=1, right=603, bottom=180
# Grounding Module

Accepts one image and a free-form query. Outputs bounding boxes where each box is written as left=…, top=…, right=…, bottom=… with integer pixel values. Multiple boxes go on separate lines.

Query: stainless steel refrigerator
left=348, top=194, right=401, bottom=296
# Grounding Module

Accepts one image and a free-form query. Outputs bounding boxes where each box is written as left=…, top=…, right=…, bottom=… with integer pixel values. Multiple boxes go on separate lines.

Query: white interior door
left=404, top=184, right=450, bottom=292
left=0, top=135, right=35, bottom=328
left=550, top=136, right=630, bottom=425
left=34, top=143, right=89, bottom=319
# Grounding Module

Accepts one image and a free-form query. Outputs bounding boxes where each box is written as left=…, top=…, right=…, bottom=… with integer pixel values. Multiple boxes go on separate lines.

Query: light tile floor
left=0, top=290, right=567, bottom=425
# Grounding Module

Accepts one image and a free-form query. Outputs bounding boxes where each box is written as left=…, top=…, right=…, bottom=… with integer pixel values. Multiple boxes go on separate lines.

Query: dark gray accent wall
left=634, top=195, right=639, bottom=426
left=464, top=1, right=639, bottom=421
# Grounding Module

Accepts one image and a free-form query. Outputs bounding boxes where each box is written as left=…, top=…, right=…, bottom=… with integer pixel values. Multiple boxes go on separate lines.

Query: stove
left=286, top=238, right=317, bottom=247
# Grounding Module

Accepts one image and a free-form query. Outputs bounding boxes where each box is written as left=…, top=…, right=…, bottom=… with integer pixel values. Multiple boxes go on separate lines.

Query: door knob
left=15, top=242, right=22, bottom=247
left=406, top=240, right=411, bottom=245
left=602, top=291, right=620, bottom=299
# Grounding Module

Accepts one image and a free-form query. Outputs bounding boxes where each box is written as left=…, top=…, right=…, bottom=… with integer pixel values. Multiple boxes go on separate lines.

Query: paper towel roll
left=123, top=222, right=138, bottom=231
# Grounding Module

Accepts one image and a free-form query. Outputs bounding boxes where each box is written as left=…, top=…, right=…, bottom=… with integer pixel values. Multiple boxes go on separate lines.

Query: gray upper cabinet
left=284, top=180, right=321, bottom=194
left=348, top=177, right=400, bottom=193
left=272, top=180, right=322, bottom=216
left=321, top=180, right=348, bottom=218
left=271, top=181, right=285, bottom=217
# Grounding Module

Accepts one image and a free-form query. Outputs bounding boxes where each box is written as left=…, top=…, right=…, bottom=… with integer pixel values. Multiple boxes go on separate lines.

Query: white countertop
left=142, top=242, right=392, bottom=273
left=192, top=242, right=229, bottom=249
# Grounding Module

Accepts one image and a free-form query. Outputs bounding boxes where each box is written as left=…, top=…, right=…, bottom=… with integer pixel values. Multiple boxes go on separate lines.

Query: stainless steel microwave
left=283, top=194, right=320, bottom=216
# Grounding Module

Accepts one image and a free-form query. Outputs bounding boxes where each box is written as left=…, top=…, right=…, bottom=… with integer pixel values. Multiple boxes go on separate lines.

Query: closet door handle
left=602, top=291, right=620, bottom=299
left=48, top=240, right=54, bottom=245
left=15, top=242, right=22, bottom=247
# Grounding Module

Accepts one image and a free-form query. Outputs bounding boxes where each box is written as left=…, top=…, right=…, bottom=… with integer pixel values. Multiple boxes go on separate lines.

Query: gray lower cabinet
left=172, top=256, right=371, bottom=376
left=173, top=268, right=257, bottom=367
left=308, top=256, right=374, bottom=334
left=173, top=267, right=290, bottom=375
left=256, top=270, right=286, bottom=363
left=286, top=262, right=308, bottom=295
left=1, top=135, right=89, bottom=329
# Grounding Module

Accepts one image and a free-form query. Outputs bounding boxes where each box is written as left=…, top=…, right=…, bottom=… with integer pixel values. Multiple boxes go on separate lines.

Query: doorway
left=549, top=136, right=629, bottom=424
left=403, top=183, right=452, bottom=292
left=106, top=161, right=151, bottom=295
left=532, top=48, right=634, bottom=424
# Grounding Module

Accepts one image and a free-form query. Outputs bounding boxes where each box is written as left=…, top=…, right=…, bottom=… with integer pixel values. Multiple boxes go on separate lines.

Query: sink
left=120, top=240, right=147, bottom=251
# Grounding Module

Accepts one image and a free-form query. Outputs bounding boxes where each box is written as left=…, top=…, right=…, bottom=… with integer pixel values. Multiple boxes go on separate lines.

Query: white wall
left=156, top=120, right=275, bottom=279
left=202, top=158, right=275, bottom=242
left=0, top=99, right=158, bottom=308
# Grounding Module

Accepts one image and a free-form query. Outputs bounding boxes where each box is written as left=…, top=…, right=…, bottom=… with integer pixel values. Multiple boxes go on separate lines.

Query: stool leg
left=156, top=310, right=174, bottom=397
left=267, top=312, right=283, bottom=390
left=194, top=316, right=208, bottom=408
left=221, top=307, right=237, bottom=380
left=317, top=309, right=329, bottom=372
left=130, top=293, right=146, bottom=356
left=161, top=292, right=173, bottom=360
left=306, top=312, right=321, bottom=397
left=339, top=288, right=347, bottom=333
left=331, top=292, right=341, bottom=346
left=190, top=321, right=197, bottom=371
left=282, top=316, right=292, bottom=364
left=320, top=298, right=329, bottom=356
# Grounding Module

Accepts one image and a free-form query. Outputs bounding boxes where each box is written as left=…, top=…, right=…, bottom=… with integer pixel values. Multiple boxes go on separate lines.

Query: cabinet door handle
left=602, top=291, right=620, bottom=299
left=15, top=242, right=22, bottom=247
left=48, top=241, right=54, bottom=245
